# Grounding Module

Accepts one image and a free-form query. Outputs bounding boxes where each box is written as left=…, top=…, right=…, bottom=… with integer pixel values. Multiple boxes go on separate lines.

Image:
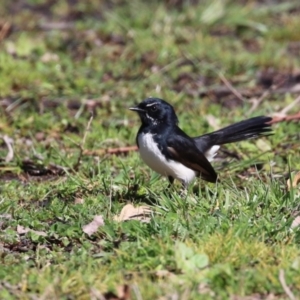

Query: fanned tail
left=194, top=116, right=273, bottom=153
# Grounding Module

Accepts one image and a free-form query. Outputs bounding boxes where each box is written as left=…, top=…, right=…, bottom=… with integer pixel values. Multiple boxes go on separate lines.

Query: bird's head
left=129, top=98, right=178, bottom=126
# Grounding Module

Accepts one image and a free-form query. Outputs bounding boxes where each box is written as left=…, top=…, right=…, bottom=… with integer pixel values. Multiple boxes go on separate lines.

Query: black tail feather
left=194, top=116, right=273, bottom=152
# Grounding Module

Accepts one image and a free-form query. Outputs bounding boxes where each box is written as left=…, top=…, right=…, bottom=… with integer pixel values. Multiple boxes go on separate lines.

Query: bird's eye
left=150, top=105, right=157, bottom=112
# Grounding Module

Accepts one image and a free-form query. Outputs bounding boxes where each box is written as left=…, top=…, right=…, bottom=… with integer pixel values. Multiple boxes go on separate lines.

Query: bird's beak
left=129, top=106, right=145, bottom=113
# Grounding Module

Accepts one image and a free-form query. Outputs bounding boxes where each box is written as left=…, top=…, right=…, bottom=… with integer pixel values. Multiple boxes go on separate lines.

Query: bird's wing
left=166, top=132, right=218, bottom=183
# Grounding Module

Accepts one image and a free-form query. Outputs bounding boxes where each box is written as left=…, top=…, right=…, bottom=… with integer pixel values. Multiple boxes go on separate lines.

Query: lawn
left=0, top=0, right=300, bottom=299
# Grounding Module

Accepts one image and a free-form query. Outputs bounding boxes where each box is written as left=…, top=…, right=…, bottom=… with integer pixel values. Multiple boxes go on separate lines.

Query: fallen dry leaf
left=255, top=139, right=272, bottom=152
left=17, top=225, right=47, bottom=237
left=0, top=213, right=12, bottom=219
left=103, top=284, right=130, bottom=300
left=198, top=282, right=215, bottom=297
left=291, top=216, right=300, bottom=229
left=82, top=215, right=104, bottom=236
left=113, top=204, right=152, bottom=223
left=41, top=52, right=59, bottom=63
left=74, top=197, right=84, bottom=204
left=156, top=269, right=174, bottom=279
left=17, top=225, right=30, bottom=234
left=287, top=171, right=300, bottom=191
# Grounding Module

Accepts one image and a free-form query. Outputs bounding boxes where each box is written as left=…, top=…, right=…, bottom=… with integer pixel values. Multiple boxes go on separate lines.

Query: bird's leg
left=167, top=177, right=188, bottom=198
left=179, top=181, right=188, bottom=198
left=167, top=176, right=174, bottom=189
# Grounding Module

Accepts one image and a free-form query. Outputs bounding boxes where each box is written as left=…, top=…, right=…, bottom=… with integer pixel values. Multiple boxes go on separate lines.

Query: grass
left=1, top=0, right=300, bottom=299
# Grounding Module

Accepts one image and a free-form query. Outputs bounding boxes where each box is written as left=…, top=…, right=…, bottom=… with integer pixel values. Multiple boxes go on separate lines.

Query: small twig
left=84, top=146, right=138, bottom=156
left=109, top=177, right=113, bottom=212
left=151, top=57, right=186, bottom=76
left=106, top=146, right=138, bottom=154
left=131, top=284, right=143, bottom=300
left=218, top=72, right=246, bottom=102
left=38, top=22, right=75, bottom=31
left=248, top=89, right=271, bottom=115
left=2, top=135, right=14, bottom=162
left=280, top=95, right=300, bottom=115
left=277, top=84, right=300, bottom=95
left=248, top=79, right=286, bottom=115
left=279, top=269, right=296, bottom=300
left=90, top=287, right=106, bottom=300
left=270, top=112, right=300, bottom=124
left=82, top=115, right=94, bottom=146
left=73, top=114, right=93, bottom=171
left=0, top=21, right=11, bottom=42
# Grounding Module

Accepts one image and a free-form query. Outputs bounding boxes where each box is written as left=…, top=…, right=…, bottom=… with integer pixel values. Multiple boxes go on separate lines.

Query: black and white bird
left=129, top=98, right=272, bottom=187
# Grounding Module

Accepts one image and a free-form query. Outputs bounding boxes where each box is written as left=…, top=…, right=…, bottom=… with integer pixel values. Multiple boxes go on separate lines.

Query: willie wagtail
left=129, top=98, right=272, bottom=187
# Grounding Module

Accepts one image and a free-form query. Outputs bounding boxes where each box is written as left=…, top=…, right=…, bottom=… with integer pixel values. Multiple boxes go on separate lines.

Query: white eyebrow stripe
left=145, top=102, right=158, bottom=107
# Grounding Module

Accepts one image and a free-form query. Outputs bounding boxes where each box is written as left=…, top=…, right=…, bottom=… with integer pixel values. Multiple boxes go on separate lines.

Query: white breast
left=137, top=133, right=197, bottom=184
